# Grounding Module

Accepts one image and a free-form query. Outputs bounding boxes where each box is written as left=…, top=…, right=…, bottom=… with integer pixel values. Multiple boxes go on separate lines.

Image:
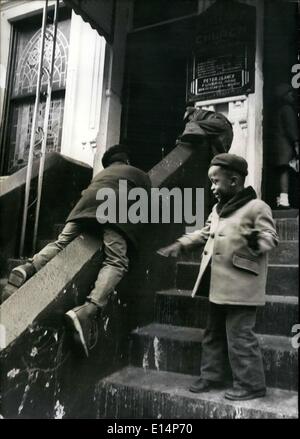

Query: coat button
left=210, top=233, right=215, bottom=238
left=204, top=250, right=208, bottom=255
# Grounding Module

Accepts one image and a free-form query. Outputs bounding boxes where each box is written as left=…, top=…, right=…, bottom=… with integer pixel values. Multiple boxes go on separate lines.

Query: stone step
left=176, top=262, right=299, bottom=297
left=95, top=366, right=298, bottom=419
left=269, top=241, right=298, bottom=264
left=182, top=241, right=298, bottom=265
left=267, top=264, right=299, bottom=296
left=275, top=218, right=298, bottom=241
left=130, top=323, right=298, bottom=391
left=155, top=290, right=298, bottom=337
left=272, top=209, right=298, bottom=219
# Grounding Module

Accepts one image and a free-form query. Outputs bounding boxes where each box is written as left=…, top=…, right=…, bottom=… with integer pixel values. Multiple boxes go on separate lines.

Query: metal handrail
left=19, top=0, right=49, bottom=257
left=33, top=1, right=59, bottom=252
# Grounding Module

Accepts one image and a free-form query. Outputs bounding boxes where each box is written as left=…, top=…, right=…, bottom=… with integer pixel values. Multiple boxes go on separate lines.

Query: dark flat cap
left=210, top=153, right=248, bottom=176
left=102, top=144, right=129, bottom=168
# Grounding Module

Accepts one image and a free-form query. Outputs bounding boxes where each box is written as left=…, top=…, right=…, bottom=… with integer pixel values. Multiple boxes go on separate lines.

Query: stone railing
left=0, top=141, right=211, bottom=418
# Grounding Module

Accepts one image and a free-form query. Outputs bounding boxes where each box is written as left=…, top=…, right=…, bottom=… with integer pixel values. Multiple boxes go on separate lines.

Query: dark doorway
left=263, top=0, right=299, bottom=208
left=121, top=17, right=197, bottom=171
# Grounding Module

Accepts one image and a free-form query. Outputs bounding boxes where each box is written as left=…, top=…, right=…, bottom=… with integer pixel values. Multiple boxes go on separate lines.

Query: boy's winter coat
left=178, top=187, right=279, bottom=306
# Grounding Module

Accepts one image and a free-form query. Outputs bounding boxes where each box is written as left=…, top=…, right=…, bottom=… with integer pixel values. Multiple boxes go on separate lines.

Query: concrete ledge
left=274, top=218, right=298, bottom=241
left=0, top=138, right=211, bottom=418
left=155, top=290, right=298, bottom=337
left=96, top=366, right=298, bottom=419
left=180, top=240, right=299, bottom=264
left=0, top=153, right=92, bottom=269
left=130, top=323, right=298, bottom=391
left=0, top=153, right=91, bottom=197
left=0, top=232, right=135, bottom=418
left=176, top=262, right=299, bottom=296
left=267, top=265, right=299, bottom=296
left=0, top=234, right=100, bottom=348
left=272, top=210, right=298, bottom=219
left=149, top=141, right=210, bottom=188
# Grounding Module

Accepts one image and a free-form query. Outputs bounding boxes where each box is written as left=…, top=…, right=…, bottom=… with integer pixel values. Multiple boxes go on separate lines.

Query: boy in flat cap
left=2, top=144, right=151, bottom=358
left=158, top=153, right=278, bottom=401
left=180, top=107, right=233, bottom=154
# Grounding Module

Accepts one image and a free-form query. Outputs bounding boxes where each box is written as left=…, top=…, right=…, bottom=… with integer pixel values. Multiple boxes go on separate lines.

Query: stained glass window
left=5, top=15, right=70, bottom=174
left=13, top=26, right=69, bottom=97
left=8, top=98, right=65, bottom=172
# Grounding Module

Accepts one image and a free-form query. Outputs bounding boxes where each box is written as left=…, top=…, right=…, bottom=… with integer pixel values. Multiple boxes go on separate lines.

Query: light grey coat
left=178, top=199, right=279, bottom=306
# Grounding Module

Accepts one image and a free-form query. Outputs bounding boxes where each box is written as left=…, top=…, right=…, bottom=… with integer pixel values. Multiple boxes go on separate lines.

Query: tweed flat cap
left=102, top=144, right=129, bottom=168
left=210, top=153, right=248, bottom=176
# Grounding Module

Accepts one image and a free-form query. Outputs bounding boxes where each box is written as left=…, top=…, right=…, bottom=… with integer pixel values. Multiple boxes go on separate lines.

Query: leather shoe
left=65, top=302, right=101, bottom=358
left=9, top=262, right=36, bottom=287
left=1, top=262, right=36, bottom=304
left=189, top=378, right=223, bottom=393
left=225, top=387, right=266, bottom=401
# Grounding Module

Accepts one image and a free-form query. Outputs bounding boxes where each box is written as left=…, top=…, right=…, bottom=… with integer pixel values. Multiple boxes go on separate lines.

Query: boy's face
left=208, top=165, right=236, bottom=202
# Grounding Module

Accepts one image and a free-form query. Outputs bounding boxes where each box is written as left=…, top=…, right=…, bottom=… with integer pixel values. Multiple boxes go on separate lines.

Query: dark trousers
left=200, top=302, right=266, bottom=391
left=31, top=222, right=129, bottom=308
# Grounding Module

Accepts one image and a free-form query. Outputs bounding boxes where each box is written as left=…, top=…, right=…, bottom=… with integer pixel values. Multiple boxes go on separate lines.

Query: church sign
left=187, top=1, right=256, bottom=102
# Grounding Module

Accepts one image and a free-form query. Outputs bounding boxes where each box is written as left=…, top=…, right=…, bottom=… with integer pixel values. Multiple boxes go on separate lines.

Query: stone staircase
left=95, top=211, right=299, bottom=419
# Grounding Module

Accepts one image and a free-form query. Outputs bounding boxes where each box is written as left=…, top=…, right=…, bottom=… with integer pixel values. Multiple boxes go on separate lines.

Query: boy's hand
left=241, top=229, right=260, bottom=252
left=157, top=242, right=182, bottom=258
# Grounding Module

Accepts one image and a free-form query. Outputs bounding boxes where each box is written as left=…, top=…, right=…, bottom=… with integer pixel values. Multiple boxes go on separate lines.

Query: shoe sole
left=65, top=310, right=89, bottom=358
left=8, top=268, right=27, bottom=288
left=189, top=385, right=224, bottom=394
left=189, top=387, right=211, bottom=393
left=1, top=268, right=32, bottom=304
left=224, top=390, right=266, bottom=401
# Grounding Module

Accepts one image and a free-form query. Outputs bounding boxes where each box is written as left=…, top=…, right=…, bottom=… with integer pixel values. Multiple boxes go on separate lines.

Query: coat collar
left=216, top=186, right=257, bottom=218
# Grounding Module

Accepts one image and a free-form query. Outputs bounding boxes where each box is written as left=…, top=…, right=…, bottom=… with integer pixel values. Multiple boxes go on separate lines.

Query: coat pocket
left=232, top=254, right=259, bottom=275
